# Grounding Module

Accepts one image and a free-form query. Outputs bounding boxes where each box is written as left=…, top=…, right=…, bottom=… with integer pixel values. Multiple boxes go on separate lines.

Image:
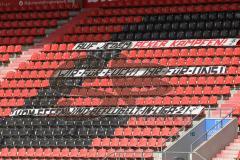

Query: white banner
left=73, top=38, right=239, bottom=50
left=54, top=66, right=226, bottom=78
left=11, top=106, right=204, bottom=116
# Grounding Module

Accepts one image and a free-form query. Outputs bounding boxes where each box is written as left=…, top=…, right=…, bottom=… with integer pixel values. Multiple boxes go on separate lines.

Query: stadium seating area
left=0, top=0, right=239, bottom=159
left=0, top=2, right=80, bottom=65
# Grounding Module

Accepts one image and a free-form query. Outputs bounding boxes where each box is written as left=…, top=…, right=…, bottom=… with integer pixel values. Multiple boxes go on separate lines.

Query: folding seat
left=136, top=117, right=146, bottom=126
left=148, top=138, right=157, bottom=148
left=222, top=86, right=230, bottom=95
left=171, top=127, right=179, bottom=136
left=6, top=45, right=15, bottom=53
left=212, top=86, right=220, bottom=95
left=25, top=148, right=35, bottom=157
left=0, top=148, right=9, bottom=157
left=43, top=44, right=51, bottom=51
left=98, top=137, right=109, bottom=147
left=172, top=96, right=180, bottom=105
left=1, top=98, right=8, bottom=107
left=0, top=46, right=7, bottom=52
left=8, top=148, right=17, bottom=157
left=168, top=58, right=177, bottom=66
left=152, top=127, right=161, bottom=137
left=162, top=96, right=172, bottom=106
left=200, top=96, right=209, bottom=105
left=142, top=127, right=151, bottom=137
left=138, top=138, right=147, bottom=148
left=233, top=47, right=240, bottom=56
left=127, top=117, right=136, bottom=126
left=2, top=108, right=11, bottom=116
left=60, top=148, right=70, bottom=158
left=209, top=96, right=217, bottom=105
left=203, top=86, right=212, bottom=95
left=194, top=86, right=202, bottom=95
left=5, top=89, right=12, bottom=97
left=203, top=57, right=213, bottom=65
left=181, top=96, right=190, bottom=105
left=123, top=127, right=132, bottom=137
left=2, top=54, right=10, bottom=62
left=88, top=148, right=97, bottom=158
left=231, top=57, right=239, bottom=65
left=120, top=138, right=129, bottom=147
left=68, top=148, right=79, bottom=157
left=215, top=76, right=225, bottom=85
left=110, top=138, right=119, bottom=147
left=164, top=117, right=174, bottom=126
left=225, top=76, right=234, bottom=85
left=161, top=127, right=170, bottom=137
left=222, top=57, right=231, bottom=65
left=17, top=147, right=26, bottom=157
left=52, top=148, right=61, bottom=157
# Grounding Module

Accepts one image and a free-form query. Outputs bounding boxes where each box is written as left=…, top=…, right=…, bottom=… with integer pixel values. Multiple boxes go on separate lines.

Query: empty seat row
left=0, top=127, right=114, bottom=138
left=0, top=45, right=21, bottom=53
left=123, top=21, right=240, bottom=33
left=114, top=127, right=179, bottom=137
left=18, top=61, right=75, bottom=70
left=0, top=37, right=34, bottom=45
left=70, top=86, right=230, bottom=97
left=78, top=16, right=142, bottom=25
left=107, top=57, right=240, bottom=68
left=0, top=54, right=10, bottom=62
left=0, top=89, right=37, bottom=98
left=0, top=79, right=50, bottom=89
left=0, top=11, right=69, bottom=20
left=0, top=98, right=24, bottom=107
left=2, top=137, right=91, bottom=148
left=82, top=73, right=240, bottom=87
left=82, top=76, right=240, bottom=87
left=142, top=12, right=240, bottom=23
left=101, top=0, right=238, bottom=7
left=111, top=30, right=239, bottom=41
left=127, top=116, right=192, bottom=126
left=0, top=19, right=57, bottom=29
left=5, top=70, right=53, bottom=79
left=43, top=43, right=75, bottom=52
left=0, top=3, right=81, bottom=12
left=0, top=147, right=153, bottom=158
left=92, top=137, right=166, bottom=148
left=0, top=28, right=45, bottom=37
left=0, top=117, right=129, bottom=127
left=67, top=25, right=123, bottom=34
left=58, top=95, right=218, bottom=106
left=120, top=48, right=240, bottom=58
left=0, top=108, right=11, bottom=117
left=30, top=52, right=87, bottom=61
left=93, top=4, right=240, bottom=16
left=59, top=34, right=111, bottom=43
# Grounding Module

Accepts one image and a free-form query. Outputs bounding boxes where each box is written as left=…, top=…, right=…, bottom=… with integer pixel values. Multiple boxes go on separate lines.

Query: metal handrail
left=190, top=108, right=234, bottom=151
left=103, top=151, right=208, bottom=160
left=161, top=109, right=203, bottom=152
left=103, top=110, right=203, bottom=159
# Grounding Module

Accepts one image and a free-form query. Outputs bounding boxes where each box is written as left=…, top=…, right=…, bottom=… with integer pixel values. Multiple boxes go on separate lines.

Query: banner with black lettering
left=54, top=66, right=226, bottom=78
left=10, top=106, right=204, bottom=117
left=73, top=38, right=239, bottom=50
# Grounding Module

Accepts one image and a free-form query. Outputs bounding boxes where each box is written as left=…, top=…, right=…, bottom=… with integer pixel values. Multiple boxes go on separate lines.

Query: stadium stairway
left=212, top=135, right=240, bottom=160
left=219, top=91, right=240, bottom=126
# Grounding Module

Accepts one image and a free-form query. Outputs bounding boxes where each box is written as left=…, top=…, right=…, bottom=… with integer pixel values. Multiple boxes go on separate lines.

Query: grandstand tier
left=0, top=0, right=239, bottom=159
